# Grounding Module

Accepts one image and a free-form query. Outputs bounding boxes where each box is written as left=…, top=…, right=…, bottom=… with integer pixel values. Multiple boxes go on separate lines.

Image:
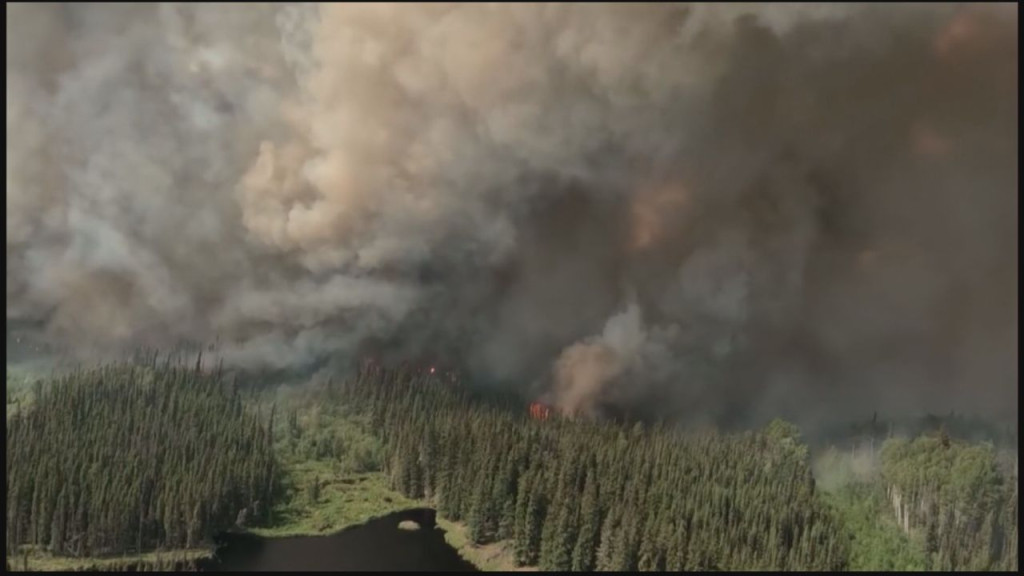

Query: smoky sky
left=5, top=3, right=1018, bottom=428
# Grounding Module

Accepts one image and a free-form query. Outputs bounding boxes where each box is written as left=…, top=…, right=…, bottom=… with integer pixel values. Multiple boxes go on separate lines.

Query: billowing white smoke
left=6, top=3, right=1018, bottom=426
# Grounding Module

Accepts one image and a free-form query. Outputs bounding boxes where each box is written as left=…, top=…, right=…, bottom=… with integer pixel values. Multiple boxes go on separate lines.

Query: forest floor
left=5, top=545, right=211, bottom=572
left=435, top=517, right=533, bottom=572
left=249, top=463, right=420, bottom=537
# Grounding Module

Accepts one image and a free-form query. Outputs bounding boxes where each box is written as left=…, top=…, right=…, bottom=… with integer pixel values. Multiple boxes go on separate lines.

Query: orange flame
left=529, top=402, right=552, bottom=421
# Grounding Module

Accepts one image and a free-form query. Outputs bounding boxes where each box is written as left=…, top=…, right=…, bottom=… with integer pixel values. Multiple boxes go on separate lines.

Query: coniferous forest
left=340, top=363, right=848, bottom=571
left=5, top=358, right=276, bottom=560
left=4, top=357, right=1018, bottom=571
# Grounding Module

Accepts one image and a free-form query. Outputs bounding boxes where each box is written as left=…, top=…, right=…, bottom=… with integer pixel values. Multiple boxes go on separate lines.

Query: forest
left=324, top=362, right=1018, bottom=571
left=880, top=434, right=1017, bottom=571
left=353, top=371, right=847, bottom=571
left=4, top=357, right=1018, bottom=572
left=5, top=357, right=275, bottom=563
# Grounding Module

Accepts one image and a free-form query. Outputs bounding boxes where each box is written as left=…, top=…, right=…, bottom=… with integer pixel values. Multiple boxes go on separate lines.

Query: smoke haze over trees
left=5, top=3, right=1018, bottom=427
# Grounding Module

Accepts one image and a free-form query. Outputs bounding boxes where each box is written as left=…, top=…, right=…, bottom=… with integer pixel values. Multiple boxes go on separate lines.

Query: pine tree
left=571, top=468, right=600, bottom=572
left=468, top=472, right=495, bottom=544
left=513, top=467, right=535, bottom=566
left=596, top=504, right=621, bottom=571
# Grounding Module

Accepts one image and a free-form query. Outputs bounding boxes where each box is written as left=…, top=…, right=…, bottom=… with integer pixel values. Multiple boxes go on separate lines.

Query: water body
left=199, top=508, right=477, bottom=572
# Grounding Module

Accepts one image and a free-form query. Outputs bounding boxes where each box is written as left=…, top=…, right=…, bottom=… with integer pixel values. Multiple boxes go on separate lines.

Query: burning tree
left=529, top=402, right=552, bottom=421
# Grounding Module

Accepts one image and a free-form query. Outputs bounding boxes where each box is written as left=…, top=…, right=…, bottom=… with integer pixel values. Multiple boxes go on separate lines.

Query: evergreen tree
left=571, top=468, right=600, bottom=572
left=6, top=359, right=276, bottom=557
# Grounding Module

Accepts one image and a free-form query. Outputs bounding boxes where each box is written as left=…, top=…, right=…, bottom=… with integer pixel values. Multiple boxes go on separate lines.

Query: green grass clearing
left=6, top=545, right=211, bottom=572
left=436, top=518, right=531, bottom=572
left=250, top=466, right=419, bottom=537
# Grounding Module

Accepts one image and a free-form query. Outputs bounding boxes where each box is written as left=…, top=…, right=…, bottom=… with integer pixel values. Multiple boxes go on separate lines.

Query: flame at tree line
left=4, top=354, right=1017, bottom=571
left=339, top=362, right=1018, bottom=571
left=528, top=402, right=552, bottom=421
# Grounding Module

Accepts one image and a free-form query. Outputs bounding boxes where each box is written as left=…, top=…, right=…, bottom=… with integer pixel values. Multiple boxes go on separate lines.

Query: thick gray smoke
left=6, top=3, right=1018, bottom=428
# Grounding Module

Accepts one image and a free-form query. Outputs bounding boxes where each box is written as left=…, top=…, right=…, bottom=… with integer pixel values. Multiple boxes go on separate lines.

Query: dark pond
left=199, top=508, right=477, bottom=572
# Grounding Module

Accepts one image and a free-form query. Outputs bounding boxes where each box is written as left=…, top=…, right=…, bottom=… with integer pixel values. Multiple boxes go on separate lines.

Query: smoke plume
left=6, top=3, right=1018, bottom=428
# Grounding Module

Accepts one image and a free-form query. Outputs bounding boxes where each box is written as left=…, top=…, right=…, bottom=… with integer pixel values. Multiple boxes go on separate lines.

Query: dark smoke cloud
left=6, top=3, right=1017, bottom=428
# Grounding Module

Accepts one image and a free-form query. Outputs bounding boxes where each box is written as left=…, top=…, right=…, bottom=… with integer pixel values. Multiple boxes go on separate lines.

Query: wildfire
left=358, top=357, right=455, bottom=382
left=529, top=402, right=552, bottom=421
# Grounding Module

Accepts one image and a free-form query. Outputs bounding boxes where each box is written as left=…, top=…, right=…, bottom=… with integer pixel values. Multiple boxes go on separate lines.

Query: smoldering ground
left=5, top=3, right=1017, bottom=429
